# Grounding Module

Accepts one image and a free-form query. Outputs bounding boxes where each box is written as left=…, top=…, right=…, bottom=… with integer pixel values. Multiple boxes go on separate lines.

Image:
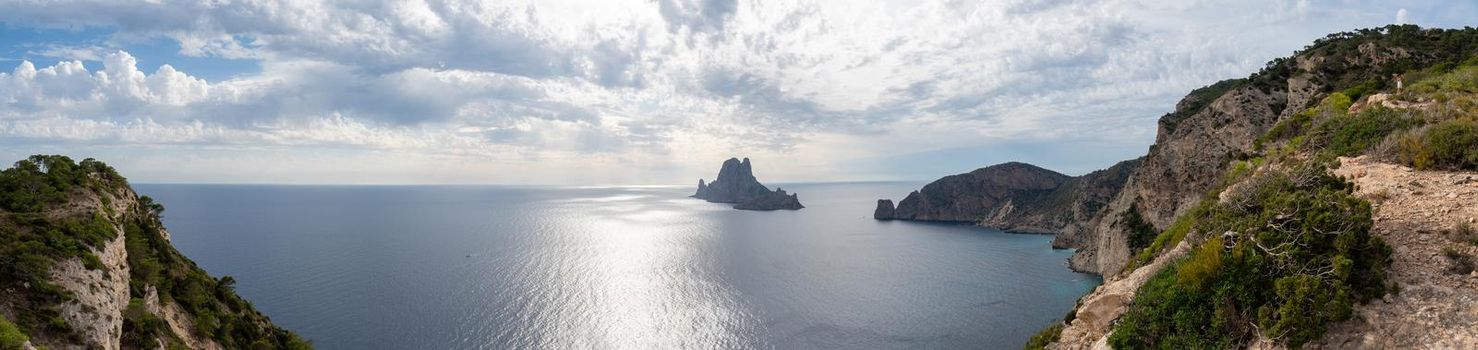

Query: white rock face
left=1050, top=239, right=1192, bottom=350
left=49, top=232, right=130, bottom=350
left=144, top=286, right=223, bottom=350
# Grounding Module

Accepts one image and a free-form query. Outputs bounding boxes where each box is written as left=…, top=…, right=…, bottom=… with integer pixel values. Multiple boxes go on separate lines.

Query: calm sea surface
left=135, top=182, right=1099, bottom=349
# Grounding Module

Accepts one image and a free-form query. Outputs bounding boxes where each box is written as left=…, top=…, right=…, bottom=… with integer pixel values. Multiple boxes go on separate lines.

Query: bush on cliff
left=1396, top=119, right=1478, bottom=170
left=1023, top=323, right=1064, bottom=350
left=0, top=155, right=311, bottom=350
left=1109, top=165, right=1390, bottom=349
left=0, top=316, right=28, bottom=350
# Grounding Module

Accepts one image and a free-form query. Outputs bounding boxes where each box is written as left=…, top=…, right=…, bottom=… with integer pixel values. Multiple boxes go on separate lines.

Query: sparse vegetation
left=1123, top=200, right=1206, bottom=272
left=0, top=155, right=311, bottom=349
left=1453, top=222, right=1478, bottom=247
left=1443, top=246, right=1474, bottom=275
left=1121, top=204, right=1158, bottom=252
left=121, top=299, right=169, bottom=349
left=1395, top=119, right=1478, bottom=170
left=1109, top=165, right=1390, bottom=349
left=1053, top=25, right=1478, bottom=350
left=0, top=316, right=29, bottom=350
left=1023, top=323, right=1064, bottom=350
left=1161, top=78, right=1248, bottom=134
left=1325, top=108, right=1419, bottom=157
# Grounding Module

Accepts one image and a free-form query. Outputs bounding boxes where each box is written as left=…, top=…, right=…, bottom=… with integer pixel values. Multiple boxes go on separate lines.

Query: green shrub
left=0, top=316, right=28, bottom=350
left=121, top=298, right=167, bottom=349
left=1341, top=78, right=1385, bottom=101
left=1121, top=204, right=1158, bottom=252
left=1176, top=238, right=1224, bottom=291
left=1314, top=107, right=1420, bottom=158
left=0, top=155, right=125, bottom=213
left=1263, top=274, right=1354, bottom=346
left=1410, top=64, right=1478, bottom=94
left=1125, top=201, right=1207, bottom=271
left=0, top=156, right=310, bottom=349
left=1398, top=119, right=1478, bottom=170
left=1023, top=323, right=1065, bottom=350
left=1110, top=166, right=1389, bottom=349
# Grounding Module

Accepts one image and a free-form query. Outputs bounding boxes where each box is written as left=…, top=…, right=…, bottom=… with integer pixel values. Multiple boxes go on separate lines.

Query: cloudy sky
left=0, top=0, right=1472, bottom=185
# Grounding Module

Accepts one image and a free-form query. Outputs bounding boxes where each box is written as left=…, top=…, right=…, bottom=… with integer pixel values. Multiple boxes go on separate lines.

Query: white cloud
left=1396, top=8, right=1409, bottom=24
left=0, top=0, right=1466, bottom=184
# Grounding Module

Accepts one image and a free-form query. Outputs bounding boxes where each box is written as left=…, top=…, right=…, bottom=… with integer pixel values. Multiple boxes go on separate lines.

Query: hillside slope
left=1077, top=26, right=1478, bottom=275
left=1038, top=25, right=1478, bottom=349
left=1312, top=156, right=1478, bottom=348
left=0, top=155, right=309, bottom=350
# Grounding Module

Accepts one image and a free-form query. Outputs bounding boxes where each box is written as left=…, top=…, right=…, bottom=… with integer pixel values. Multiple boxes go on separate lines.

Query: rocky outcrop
left=873, top=200, right=895, bottom=219
left=48, top=233, right=129, bottom=350
left=142, top=285, right=224, bottom=350
left=41, top=176, right=140, bottom=350
left=874, top=159, right=1140, bottom=248
left=1065, top=29, right=1461, bottom=275
left=733, top=188, right=804, bottom=211
left=692, top=157, right=804, bottom=210
left=0, top=155, right=308, bottom=350
left=878, top=162, right=1071, bottom=222
left=1074, top=78, right=1292, bottom=275
left=1036, top=26, right=1478, bottom=349
left=992, top=158, right=1142, bottom=245
left=1049, top=239, right=1193, bottom=350
left=692, top=158, right=773, bottom=203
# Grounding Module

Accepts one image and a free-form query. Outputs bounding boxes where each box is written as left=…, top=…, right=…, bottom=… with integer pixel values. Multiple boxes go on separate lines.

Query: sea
left=135, top=182, right=1099, bottom=350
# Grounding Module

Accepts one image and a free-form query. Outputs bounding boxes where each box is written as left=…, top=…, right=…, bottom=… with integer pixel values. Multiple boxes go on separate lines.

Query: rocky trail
left=1311, top=156, right=1478, bottom=349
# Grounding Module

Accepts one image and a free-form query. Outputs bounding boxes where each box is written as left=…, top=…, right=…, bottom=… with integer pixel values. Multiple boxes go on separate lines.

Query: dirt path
left=1312, top=156, right=1478, bottom=349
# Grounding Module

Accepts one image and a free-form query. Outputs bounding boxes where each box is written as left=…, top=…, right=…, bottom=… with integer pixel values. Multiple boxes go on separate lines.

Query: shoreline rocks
left=873, top=199, right=895, bottom=219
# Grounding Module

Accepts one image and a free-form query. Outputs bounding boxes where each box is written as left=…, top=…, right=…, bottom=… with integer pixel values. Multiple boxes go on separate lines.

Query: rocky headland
left=0, top=155, right=309, bottom=350
left=874, top=159, right=1140, bottom=246
left=1023, top=26, right=1478, bottom=349
left=693, top=157, right=803, bottom=211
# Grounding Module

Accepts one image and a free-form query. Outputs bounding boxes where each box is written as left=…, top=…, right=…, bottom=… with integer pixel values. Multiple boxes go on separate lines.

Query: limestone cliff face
left=0, top=156, right=308, bottom=350
left=692, top=157, right=804, bottom=210
left=1072, top=32, right=1438, bottom=275
left=876, top=28, right=1454, bottom=277
left=35, top=187, right=241, bottom=350
left=1070, top=79, right=1289, bottom=274
left=988, top=158, right=1141, bottom=241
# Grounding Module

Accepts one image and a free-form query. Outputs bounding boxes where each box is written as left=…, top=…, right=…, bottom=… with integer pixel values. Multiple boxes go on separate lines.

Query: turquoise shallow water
left=136, top=182, right=1099, bottom=349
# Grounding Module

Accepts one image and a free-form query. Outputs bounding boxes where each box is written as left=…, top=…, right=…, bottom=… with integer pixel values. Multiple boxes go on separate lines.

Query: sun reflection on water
left=517, top=190, right=758, bottom=349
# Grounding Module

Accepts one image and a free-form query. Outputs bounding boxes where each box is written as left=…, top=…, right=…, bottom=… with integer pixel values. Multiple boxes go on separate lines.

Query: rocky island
left=692, top=158, right=803, bottom=210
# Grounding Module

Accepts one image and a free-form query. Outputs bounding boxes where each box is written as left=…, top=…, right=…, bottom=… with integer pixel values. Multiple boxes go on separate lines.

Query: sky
left=0, top=0, right=1473, bottom=185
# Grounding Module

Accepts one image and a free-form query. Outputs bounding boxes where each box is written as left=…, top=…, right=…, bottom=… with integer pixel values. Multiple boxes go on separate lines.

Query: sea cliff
left=0, top=155, right=309, bottom=350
